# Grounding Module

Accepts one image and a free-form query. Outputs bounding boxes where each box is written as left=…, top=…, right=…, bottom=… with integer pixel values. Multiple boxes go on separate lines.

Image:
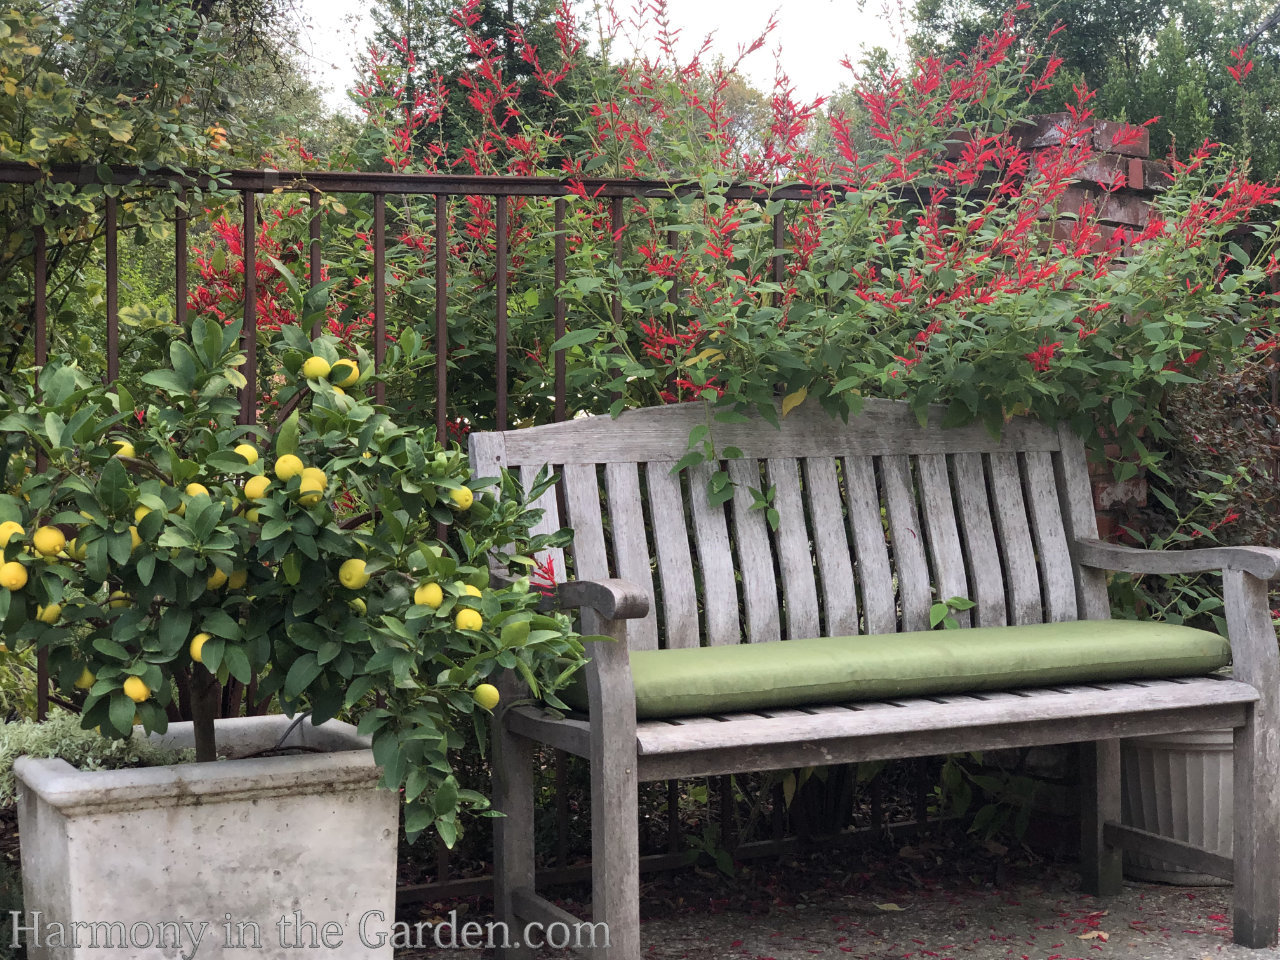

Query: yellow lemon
left=244, top=475, right=271, bottom=500
left=300, top=467, right=327, bottom=489
left=234, top=443, right=259, bottom=465
left=66, top=538, right=87, bottom=561
left=32, top=525, right=65, bottom=557
left=473, top=683, right=500, bottom=710
left=349, top=597, right=367, bottom=616
left=448, top=486, right=474, bottom=511
left=112, top=440, right=135, bottom=458
left=0, top=520, right=24, bottom=546
left=189, top=632, right=211, bottom=663
left=462, top=583, right=482, bottom=597
left=207, top=567, right=228, bottom=590
left=227, top=569, right=247, bottom=590
left=108, top=590, right=131, bottom=609
left=133, top=504, right=152, bottom=524
left=74, top=667, right=95, bottom=690
left=0, top=561, right=27, bottom=591
left=128, top=525, right=142, bottom=552
left=245, top=508, right=260, bottom=523
left=274, top=454, right=304, bottom=481
left=298, top=475, right=325, bottom=506
left=35, top=602, right=61, bottom=624
left=301, top=355, right=331, bottom=380
left=332, top=360, right=360, bottom=387
left=185, top=482, right=210, bottom=499
left=331, top=386, right=345, bottom=396
left=414, top=582, right=444, bottom=608
left=123, top=676, right=150, bottom=703
left=339, top=558, right=370, bottom=589
left=455, top=608, right=483, bottom=631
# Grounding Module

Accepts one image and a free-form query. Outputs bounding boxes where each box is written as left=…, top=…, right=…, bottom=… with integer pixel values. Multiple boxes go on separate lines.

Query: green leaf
left=222, top=644, right=252, bottom=684
left=549, top=328, right=602, bottom=351
left=96, top=457, right=131, bottom=514
left=277, top=409, right=300, bottom=457
left=285, top=652, right=322, bottom=699
left=1112, top=396, right=1133, bottom=428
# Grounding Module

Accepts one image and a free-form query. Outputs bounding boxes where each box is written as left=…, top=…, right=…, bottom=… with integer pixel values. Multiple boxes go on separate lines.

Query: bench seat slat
left=633, top=678, right=1258, bottom=757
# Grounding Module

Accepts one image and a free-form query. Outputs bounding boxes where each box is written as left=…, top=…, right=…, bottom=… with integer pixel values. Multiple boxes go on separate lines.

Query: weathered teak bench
left=469, top=399, right=1280, bottom=958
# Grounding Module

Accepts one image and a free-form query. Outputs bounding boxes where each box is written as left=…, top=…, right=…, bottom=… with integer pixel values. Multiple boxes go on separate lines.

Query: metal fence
left=3, top=162, right=949, bottom=900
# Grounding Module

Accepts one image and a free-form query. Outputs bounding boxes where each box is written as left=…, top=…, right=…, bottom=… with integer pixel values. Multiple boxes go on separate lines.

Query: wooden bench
left=469, top=399, right=1280, bottom=957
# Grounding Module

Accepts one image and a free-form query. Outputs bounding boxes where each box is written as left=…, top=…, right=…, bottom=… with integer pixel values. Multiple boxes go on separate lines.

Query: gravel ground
left=396, top=858, right=1280, bottom=959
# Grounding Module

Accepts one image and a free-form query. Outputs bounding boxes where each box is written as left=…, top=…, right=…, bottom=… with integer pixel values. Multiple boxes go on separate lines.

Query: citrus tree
left=0, top=316, right=586, bottom=844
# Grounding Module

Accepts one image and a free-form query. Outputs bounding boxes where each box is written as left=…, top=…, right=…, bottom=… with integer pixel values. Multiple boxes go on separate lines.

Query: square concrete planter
left=15, top=715, right=398, bottom=960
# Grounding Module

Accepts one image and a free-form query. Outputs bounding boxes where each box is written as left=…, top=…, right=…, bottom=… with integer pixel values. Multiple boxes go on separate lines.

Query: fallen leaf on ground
left=1077, top=931, right=1109, bottom=941
left=874, top=903, right=905, bottom=912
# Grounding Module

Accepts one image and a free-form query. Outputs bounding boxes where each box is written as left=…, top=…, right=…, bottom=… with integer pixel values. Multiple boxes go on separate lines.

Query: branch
left=1246, top=2, right=1280, bottom=44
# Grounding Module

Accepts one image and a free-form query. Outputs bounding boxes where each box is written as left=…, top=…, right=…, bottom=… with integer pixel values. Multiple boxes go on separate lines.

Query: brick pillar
left=1018, top=115, right=1168, bottom=541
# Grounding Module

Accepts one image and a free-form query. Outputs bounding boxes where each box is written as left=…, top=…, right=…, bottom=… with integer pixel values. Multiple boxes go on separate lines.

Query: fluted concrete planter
left=1120, top=729, right=1233, bottom=885
left=15, top=715, right=398, bottom=960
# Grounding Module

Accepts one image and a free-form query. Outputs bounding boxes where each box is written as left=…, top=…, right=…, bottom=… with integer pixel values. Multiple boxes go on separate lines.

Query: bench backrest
left=469, top=399, right=1110, bottom=650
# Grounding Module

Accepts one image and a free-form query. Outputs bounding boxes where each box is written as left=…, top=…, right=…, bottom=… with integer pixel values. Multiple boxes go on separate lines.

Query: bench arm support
left=1074, top=539, right=1280, bottom=581
left=487, top=561, right=650, bottom=620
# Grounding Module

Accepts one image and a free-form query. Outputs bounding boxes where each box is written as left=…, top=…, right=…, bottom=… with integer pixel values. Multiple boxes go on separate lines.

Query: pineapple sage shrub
left=0, top=316, right=585, bottom=844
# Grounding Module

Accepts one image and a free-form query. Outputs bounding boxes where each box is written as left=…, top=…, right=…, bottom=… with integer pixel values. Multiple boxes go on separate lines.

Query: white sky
left=292, top=0, right=911, bottom=114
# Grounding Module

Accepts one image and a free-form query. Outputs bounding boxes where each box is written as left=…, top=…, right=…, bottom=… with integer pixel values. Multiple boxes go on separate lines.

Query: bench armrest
left=1074, top=539, right=1280, bottom=581
left=487, top=562, right=650, bottom=620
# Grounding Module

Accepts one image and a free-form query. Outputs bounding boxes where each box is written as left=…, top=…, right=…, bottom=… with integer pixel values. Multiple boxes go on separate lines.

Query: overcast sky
left=292, top=0, right=910, bottom=114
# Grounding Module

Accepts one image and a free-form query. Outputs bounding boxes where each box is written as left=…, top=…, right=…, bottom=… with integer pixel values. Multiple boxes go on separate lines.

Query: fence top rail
left=0, top=161, right=843, bottom=201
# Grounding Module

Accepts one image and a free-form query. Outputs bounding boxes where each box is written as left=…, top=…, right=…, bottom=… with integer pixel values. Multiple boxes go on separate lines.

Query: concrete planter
left=1120, top=728, right=1234, bottom=885
left=15, top=715, right=398, bottom=960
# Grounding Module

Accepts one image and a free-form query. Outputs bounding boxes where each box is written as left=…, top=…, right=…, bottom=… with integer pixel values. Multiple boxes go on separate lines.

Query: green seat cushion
left=563, top=621, right=1231, bottom=719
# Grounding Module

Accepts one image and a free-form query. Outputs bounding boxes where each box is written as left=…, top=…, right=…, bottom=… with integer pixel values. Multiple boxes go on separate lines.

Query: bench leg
left=590, top=744, right=641, bottom=960
left=1232, top=714, right=1280, bottom=948
left=1079, top=739, right=1122, bottom=897
left=493, top=711, right=537, bottom=960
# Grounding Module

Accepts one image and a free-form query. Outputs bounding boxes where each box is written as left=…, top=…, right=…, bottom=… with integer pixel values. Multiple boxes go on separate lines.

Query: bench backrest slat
left=688, top=461, right=741, bottom=645
left=1024, top=450, right=1078, bottom=622
left=562, top=462, right=611, bottom=583
left=882, top=454, right=933, bottom=633
left=803, top=458, right=860, bottom=636
left=469, top=400, right=1112, bottom=652
left=843, top=455, right=897, bottom=635
left=951, top=452, right=1007, bottom=628
left=520, top=463, right=567, bottom=581
left=988, top=451, right=1043, bottom=625
left=728, top=459, right=782, bottom=643
left=917, top=453, right=972, bottom=629
left=604, top=462, right=661, bottom=650
left=646, top=463, right=701, bottom=649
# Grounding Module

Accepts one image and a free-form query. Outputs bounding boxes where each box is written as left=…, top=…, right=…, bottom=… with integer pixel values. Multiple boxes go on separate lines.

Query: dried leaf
left=1077, top=930, right=1109, bottom=941
left=874, top=903, right=904, bottom=912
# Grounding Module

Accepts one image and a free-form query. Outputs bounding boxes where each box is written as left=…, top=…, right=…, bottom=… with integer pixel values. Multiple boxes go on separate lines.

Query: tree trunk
left=189, top=668, right=222, bottom=762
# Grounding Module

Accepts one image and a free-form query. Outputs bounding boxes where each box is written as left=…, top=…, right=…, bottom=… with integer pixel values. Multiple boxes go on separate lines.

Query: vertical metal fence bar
left=434, top=194, right=447, bottom=442
left=553, top=198, right=566, bottom=423
left=667, top=780, right=681, bottom=853
left=610, top=196, right=624, bottom=328
left=239, top=191, right=258, bottom=426
left=374, top=193, right=387, bottom=405
left=34, top=224, right=48, bottom=721
left=309, top=190, right=323, bottom=338
left=105, top=196, right=119, bottom=383
left=666, top=228, right=679, bottom=307
left=495, top=195, right=509, bottom=430
left=772, top=207, right=786, bottom=286
left=175, top=187, right=188, bottom=328
left=555, top=749, right=571, bottom=867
